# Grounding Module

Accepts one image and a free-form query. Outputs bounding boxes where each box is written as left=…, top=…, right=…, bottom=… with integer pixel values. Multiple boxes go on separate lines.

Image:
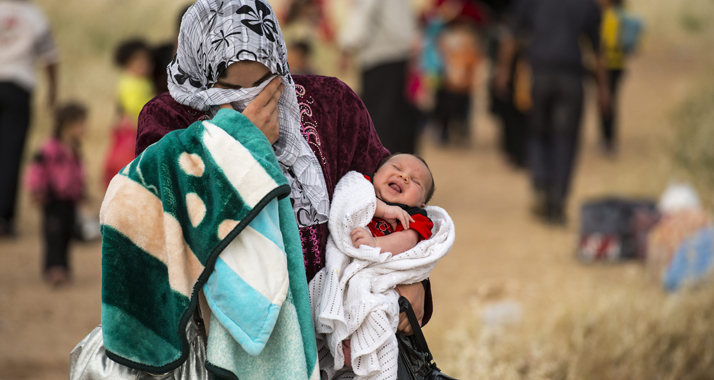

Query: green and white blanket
left=100, top=109, right=318, bottom=379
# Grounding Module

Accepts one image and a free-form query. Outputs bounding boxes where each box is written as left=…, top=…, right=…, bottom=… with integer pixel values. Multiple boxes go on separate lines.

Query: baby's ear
left=420, top=202, right=426, bottom=208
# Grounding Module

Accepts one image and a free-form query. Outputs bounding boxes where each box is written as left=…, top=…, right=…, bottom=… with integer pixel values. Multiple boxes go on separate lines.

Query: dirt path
left=0, top=48, right=704, bottom=379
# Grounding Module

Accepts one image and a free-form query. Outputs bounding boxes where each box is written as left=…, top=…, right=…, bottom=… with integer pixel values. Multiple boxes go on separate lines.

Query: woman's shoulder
left=292, top=75, right=362, bottom=103
left=142, top=92, right=194, bottom=115
left=293, top=74, right=346, bottom=88
left=136, top=93, right=204, bottom=156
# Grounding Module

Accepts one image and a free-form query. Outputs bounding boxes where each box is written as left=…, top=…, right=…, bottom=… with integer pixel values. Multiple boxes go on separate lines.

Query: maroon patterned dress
left=136, top=75, right=432, bottom=324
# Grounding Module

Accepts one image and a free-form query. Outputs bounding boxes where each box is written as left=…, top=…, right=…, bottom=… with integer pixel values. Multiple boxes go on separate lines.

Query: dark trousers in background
left=43, top=200, right=76, bottom=272
left=433, top=87, right=471, bottom=144
left=529, top=72, right=584, bottom=208
left=501, top=103, right=528, bottom=167
left=601, top=69, right=624, bottom=147
left=490, top=86, right=528, bottom=168
left=361, top=60, right=417, bottom=154
left=0, top=82, right=31, bottom=229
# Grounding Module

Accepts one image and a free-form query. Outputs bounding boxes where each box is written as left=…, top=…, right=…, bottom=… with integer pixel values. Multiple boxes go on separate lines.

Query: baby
left=351, top=153, right=436, bottom=255
left=310, top=152, right=452, bottom=379
left=343, top=153, right=436, bottom=368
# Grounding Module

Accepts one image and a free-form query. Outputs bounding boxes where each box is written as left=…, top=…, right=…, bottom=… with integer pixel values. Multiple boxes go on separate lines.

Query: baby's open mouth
left=389, top=182, right=402, bottom=193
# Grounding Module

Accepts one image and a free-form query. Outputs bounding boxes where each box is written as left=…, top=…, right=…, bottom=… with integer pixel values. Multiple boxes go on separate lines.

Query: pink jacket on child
left=25, top=138, right=84, bottom=203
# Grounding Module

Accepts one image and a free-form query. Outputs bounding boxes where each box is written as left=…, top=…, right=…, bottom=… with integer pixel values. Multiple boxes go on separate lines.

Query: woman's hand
left=395, top=282, right=425, bottom=335
left=220, top=77, right=284, bottom=144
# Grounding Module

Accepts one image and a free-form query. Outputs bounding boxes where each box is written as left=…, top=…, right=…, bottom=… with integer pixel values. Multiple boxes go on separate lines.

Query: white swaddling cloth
left=308, top=171, right=455, bottom=380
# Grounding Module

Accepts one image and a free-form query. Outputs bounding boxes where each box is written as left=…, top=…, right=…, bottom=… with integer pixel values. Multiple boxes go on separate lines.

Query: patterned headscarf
left=168, top=0, right=329, bottom=227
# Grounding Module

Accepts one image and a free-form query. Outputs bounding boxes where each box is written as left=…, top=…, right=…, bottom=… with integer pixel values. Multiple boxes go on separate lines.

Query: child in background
left=115, top=39, right=155, bottom=121
left=434, top=19, right=480, bottom=145
left=25, top=103, right=87, bottom=286
left=599, top=0, right=642, bottom=154
left=287, top=40, right=314, bottom=75
left=103, top=39, right=155, bottom=187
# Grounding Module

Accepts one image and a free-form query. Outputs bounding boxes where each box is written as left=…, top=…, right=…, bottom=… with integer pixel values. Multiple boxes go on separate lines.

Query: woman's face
left=214, top=61, right=272, bottom=90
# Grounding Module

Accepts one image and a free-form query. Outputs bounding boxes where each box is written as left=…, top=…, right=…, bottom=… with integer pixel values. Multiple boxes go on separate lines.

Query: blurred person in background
left=410, top=0, right=488, bottom=148
left=434, top=18, right=481, bottom=146
left=151, top=4, right=192, bottom=95
left=599, top=0, right=642, bottom=155
left=24, top=103, right=86, bottom=286
left=115, top=39, right=154, bottom=122
left=0, top=0, right=58, bottom=237
left=423, top=0, right=485, bottom=146
left=102, top=39, right=154, bottom=188
left=496, top=0, right=610, bottom=225
left=282, top=0, right=333, bottom=43
left=287, top=40, right=314, bottom=75
left=339, top=0, right=419, bottom=154
left=281, top=0, right=329, bottom=75
left=488, top=17, right=531, bottom=168
left=282, top=0, right=321, bottom=42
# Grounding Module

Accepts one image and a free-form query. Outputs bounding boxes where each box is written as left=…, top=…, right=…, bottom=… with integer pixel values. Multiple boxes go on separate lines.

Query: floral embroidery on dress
left=294, top=83, right=327, bottom=271
left=299, top=225, right=322, bottom=270
left=299, top=226, right=309, bottom=268
left=308, top=225, right=322, bottom=268
left=295, top=84, right=326, bottom=166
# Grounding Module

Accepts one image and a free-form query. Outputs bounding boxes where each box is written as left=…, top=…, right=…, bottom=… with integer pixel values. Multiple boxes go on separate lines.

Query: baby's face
left=373, top=154, right=432, bottom=208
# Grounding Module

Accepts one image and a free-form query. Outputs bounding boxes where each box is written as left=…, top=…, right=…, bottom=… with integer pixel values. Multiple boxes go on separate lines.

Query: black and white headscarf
left=168, top=0, right=329, bottom=227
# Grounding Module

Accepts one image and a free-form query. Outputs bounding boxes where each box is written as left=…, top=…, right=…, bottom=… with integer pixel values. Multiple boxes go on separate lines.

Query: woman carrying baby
left=71, top=1, right=435, bottom=379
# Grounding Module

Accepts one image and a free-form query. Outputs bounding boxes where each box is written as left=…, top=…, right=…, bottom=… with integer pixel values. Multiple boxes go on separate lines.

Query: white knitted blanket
left=308, top=171, right=455, bottom=380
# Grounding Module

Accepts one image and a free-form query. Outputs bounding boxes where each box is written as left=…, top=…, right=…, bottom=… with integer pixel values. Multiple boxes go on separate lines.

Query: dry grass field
left=1, top=0, right=713, bottom=379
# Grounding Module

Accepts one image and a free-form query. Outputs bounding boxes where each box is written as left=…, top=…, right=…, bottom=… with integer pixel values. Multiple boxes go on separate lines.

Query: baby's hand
left=351, top=227, right=376, bottom=248
left=383, top=205, right=414, bottom=230
left=342, top=339, right=352, bottom=368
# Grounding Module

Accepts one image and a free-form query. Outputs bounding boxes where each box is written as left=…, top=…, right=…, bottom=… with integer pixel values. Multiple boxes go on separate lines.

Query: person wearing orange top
left=434, top=20, right=480, bottom=145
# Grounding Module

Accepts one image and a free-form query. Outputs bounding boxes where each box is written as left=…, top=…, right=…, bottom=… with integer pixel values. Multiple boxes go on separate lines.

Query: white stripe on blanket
left=218, top=223, right=289, bottom=305
left=309, top=171, right=455, bottom=380
left=201, top=123, right=291, bottom=357
left=202, top=121, right=280, bottom=208
left=203, top=195, right=290, bottom=357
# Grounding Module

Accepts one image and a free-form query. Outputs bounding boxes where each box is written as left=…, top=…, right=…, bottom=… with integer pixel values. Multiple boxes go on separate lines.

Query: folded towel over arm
left=100, top=108, right=318, bottom=380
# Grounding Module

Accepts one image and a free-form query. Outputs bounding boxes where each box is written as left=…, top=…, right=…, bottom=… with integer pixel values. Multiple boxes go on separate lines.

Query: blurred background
left=1, top=0, right=714, bottom=378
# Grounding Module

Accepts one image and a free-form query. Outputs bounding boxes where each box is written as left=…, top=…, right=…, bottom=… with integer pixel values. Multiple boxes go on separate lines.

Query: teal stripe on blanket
left=245, top=198, right=286, bottom=252
left=276, top=197, right=318, bottom=374
left=101, top=225, right=190, bottom=366
left=204, top=258, right=282, bottom=355
left=207, top=291, right=312, bottom=380
left=102, top=304, right=182, bottom=365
